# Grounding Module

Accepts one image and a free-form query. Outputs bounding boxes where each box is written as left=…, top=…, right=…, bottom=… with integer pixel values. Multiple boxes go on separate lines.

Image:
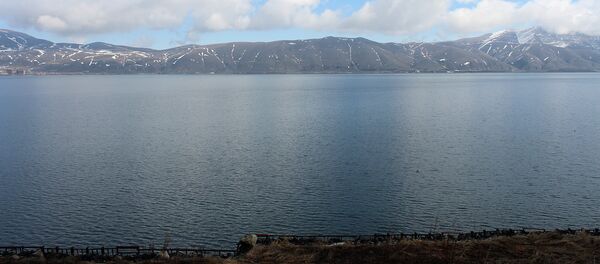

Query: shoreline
left=2, top=229, right=599, bottom=263
left=1, top=71, right=600, bottom=77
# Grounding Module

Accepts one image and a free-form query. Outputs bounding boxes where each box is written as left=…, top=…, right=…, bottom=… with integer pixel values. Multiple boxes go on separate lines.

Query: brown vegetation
left=2, top=232, right=599, bottom=264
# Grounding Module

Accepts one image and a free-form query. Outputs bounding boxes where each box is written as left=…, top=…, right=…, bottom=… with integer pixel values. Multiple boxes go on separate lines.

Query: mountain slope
left=1, top=28, right=600, bottom=74
left=453, top=28, right=600, bottom=72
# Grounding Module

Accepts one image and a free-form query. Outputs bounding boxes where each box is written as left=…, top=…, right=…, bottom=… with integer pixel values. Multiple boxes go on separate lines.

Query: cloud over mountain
left=447, top=0, right=600, bottom=36
left=0, top=0, right=599, bottom=39
left=342, top=0, right=449, bottom=34
left=0, top=0, right=253, bottom=35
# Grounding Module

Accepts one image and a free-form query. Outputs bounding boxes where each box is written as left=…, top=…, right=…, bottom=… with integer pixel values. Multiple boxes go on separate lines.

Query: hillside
left=2, top=27, right=600, bottom=74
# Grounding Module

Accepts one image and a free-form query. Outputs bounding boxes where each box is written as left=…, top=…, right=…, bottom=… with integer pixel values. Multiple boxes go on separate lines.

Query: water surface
left=1, top=74, right=599, bottom=248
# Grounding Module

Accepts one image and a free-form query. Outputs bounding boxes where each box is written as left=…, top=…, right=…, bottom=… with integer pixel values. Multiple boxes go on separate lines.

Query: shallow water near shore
left=1, top=74, right=599, bottom=248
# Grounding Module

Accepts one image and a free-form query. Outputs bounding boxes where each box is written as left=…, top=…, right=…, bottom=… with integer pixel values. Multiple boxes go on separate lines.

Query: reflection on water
left=1, top=74, right=599, bottom=248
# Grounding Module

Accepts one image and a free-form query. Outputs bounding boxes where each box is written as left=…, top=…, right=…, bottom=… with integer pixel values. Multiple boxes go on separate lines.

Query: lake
left=0, top=74, right=599, bottom=248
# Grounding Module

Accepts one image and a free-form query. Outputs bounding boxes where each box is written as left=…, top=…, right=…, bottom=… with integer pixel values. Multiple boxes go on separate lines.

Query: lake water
left=1, top=74, right=599, bottom=248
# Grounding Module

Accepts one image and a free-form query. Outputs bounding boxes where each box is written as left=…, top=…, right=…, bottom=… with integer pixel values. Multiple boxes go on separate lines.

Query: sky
left=1, top=0, right=599, bottom=49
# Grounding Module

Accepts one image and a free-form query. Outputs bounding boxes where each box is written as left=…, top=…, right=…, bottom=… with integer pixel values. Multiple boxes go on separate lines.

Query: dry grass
left=2, top=232, right=598, bottom=264
left=241, top=232, right=599, bottom=264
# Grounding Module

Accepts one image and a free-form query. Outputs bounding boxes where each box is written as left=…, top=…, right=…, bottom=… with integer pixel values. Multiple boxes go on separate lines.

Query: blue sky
left=0, top=0, right=596, bottom=49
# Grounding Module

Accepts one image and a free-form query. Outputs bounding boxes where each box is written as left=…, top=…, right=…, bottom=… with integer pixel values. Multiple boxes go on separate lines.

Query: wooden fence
left=0, top=246, right=236, bottom=258
left=2, top=228, right=599, bottom=258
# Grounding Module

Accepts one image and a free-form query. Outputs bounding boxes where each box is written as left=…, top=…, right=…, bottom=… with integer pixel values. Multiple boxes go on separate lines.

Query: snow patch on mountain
left=517, top=27, right=541, bottom=44
left=1, top=28, right=600, bottom=74
left=486, top=30, right=511, bottom=42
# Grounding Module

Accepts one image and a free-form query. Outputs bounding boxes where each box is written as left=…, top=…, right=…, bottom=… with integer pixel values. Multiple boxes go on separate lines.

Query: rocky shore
left=1, top=230, right=599, bottom=264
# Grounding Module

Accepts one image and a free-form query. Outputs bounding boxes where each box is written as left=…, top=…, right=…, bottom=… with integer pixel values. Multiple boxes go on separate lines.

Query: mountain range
left=2, top=27, right=600, bottom=74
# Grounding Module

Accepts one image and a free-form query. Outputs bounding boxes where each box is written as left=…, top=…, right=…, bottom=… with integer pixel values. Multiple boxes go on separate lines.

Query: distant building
left=0, top=68, right=29, bottom=75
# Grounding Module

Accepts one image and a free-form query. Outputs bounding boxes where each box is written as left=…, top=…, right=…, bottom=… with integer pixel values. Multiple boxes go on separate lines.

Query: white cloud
left=445, top=0, right=600, bottom=36
left=1, top=0, right=600, bottom=39
left=249, top=0, right=449, bottom=34
left=248, top=0, right=345, bottom=31
left=342, top=0, right=449, bottom=34
left=36, top=15, right=68, bottom=32
left=189, top=0, right=253, bottom=31
left=0, top=0, right=450, bottom=37
left=0, top=0, right=253, bottom=35
left=522, top=0, right=600, bottom=35
left=446, top=0, right=521, bottom=33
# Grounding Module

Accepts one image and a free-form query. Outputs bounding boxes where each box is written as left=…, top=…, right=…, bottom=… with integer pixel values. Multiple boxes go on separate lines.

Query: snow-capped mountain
left=1, top=27, right=599, bottom=74
left=448, top=27, right=600, bottom=71
left=0, top=29, right=53, bottom=51
left=517, top=27, right=600, bottom=49
left=458, top=27, right=600, bottom=49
